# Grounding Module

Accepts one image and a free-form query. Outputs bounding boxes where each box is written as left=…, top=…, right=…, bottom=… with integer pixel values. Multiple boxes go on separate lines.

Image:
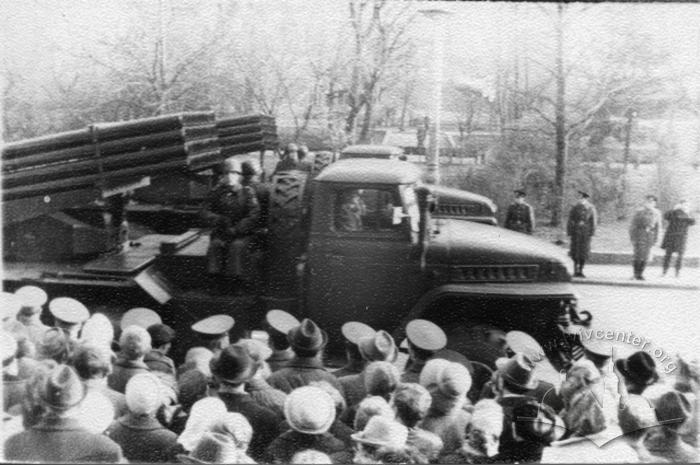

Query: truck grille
left=436, top=203, right=485, bottom=216
left=449, top=265, right=539, bottom=282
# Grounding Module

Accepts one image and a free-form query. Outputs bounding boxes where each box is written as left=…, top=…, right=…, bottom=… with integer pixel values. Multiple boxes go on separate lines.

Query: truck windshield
left=334, top=187, right=401, bottom=232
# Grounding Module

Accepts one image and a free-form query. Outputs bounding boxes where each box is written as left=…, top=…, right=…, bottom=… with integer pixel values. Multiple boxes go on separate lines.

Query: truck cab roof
left=315, top=158, right=421, bottom=185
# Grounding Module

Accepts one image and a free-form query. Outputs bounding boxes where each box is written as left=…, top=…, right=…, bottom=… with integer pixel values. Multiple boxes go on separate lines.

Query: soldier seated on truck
left=200, top=157, right=260, bottom=287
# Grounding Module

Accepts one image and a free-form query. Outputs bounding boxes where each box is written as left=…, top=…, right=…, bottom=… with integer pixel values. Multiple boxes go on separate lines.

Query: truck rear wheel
left=266, top=170, right=309, bottom=295
left=311, top=151, right=337, bottom=175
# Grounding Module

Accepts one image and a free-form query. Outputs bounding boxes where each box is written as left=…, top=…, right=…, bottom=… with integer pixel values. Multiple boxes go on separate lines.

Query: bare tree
left=344, top=0, right=416, bottom=143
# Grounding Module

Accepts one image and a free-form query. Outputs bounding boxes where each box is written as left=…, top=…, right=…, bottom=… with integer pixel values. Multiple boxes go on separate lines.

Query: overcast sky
left=3, top=1, right=700, bottom=100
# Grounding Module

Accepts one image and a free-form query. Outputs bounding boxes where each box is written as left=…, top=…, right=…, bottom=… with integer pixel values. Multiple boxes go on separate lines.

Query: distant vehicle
left=339, top=144, right=404, bottom=160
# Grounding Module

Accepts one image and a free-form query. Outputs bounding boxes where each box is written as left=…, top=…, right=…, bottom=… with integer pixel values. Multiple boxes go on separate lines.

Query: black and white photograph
left=1, top=1, right=699, bottom=463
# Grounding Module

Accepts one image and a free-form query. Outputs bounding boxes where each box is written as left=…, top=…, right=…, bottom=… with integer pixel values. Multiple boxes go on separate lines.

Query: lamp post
left=618, top=107, right=638, bottom=219
left=419, top=8, right=451, bottom=185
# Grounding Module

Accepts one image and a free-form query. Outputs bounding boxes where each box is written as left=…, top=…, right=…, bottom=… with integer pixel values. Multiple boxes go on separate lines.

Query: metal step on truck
left=2, top=113, right=591, bottom=369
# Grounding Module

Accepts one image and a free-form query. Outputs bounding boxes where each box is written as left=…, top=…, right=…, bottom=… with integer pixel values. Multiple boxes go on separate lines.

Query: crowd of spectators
left=1, top=285, right=698, bottom=463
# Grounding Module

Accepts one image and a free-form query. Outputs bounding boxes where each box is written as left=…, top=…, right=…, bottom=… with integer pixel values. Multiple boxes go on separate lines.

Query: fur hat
left=354, top=396, right=394, bottom=432
left=210, top=344, right=257, bottom=385
left=284, top=386, right=336, bottom=435
left=125, top=373, right=163, bottom=415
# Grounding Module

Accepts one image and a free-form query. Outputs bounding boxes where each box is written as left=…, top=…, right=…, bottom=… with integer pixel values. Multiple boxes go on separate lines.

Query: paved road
left=573, top=283, right=699, bottom=374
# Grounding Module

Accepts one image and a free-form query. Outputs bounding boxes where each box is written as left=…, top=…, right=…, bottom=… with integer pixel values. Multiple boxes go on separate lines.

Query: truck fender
left=390, top=282, right=578, bottom=346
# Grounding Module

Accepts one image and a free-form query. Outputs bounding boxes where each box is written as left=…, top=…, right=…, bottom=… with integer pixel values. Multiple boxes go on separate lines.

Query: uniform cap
left=1, top=292, right=21, bottom=321
left=514, top=189, right=526, bottom=197
left=341, top=321, right=375, bottom=345
left=120, top=307, right=162, bottom=330
left=645, top=194, right=658, bottom=202
left=49, top=297, right=89, bottom=325
left=406, top=319, right=447, bottom=352
left=506, top=331, right=546, bottom=362
left=351, top=415, right=408, bottom=449
left=578, top=190, right=590, bottom=199
left=358, top=330, right=398, bottom=362
left=580, top=331, right=613, bottom=358
left=15, top=286, right=48, bottom=312
left=284, top=386, right=336, bottom=435
left=265, top=309, right=299, bottom=336
left=191, top=315, right=234, bottom=338
left=80, top=313, right=115, bottom=350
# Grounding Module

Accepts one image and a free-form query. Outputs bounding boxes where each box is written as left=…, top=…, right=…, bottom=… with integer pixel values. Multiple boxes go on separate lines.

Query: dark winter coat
left=567, top=202, right=597, bottom=261
left=505, top=202, right=535, bottom=234
left=217, top=390, right=282, bottom=461
left=107, top=356, right=150, bottom=393
left=105, top=413, right=180, bottom=463
left=201, top=183, right=260, bottom=241
left=661, top=208, right=696, bottom=253
left=629, top=206, right=662, bottom=261
left=267, top=356, right=345, bottom=397
left=4, top=417, right=125, bottom=463
left=264, top=429, right=347, bottom=464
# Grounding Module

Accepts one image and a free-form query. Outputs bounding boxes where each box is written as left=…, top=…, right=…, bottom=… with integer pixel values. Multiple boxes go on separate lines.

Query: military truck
left=2, top=114, right=590, bottom=368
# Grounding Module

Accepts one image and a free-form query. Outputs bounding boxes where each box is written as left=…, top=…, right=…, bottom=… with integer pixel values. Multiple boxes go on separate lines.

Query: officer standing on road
left=629, top=194, right=662, bottom=281
left=201, top=157, right=260, bottom=288
left=661, top=199, right=696, bottom=277
left=567, top=191, right=597, bottom=278
left=504, top=189, right=535, bottom=234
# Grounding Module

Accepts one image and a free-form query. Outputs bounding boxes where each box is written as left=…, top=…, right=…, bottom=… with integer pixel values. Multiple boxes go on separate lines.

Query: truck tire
left=311, top=151, right=337, bottom=175
left=267, top=170, right=308, bottom=240
left=266, top=170, right=309, bottom=295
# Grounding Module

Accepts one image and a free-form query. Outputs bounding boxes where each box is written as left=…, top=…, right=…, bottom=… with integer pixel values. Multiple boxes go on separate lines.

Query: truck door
left=306, top=183, right=425, bottom=340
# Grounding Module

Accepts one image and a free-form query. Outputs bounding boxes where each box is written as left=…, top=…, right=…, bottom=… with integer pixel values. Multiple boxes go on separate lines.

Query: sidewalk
left=573, top=264, right=700, bottom=290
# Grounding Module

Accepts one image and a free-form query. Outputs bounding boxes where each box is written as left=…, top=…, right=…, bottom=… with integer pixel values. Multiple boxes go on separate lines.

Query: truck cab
left=304, top=158, right=582, bottom=367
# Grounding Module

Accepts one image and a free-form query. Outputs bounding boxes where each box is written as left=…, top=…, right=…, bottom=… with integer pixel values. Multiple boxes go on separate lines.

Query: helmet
left=241, top=160, right=260, bottom=177
left=220, top=158, right=242, bottom=174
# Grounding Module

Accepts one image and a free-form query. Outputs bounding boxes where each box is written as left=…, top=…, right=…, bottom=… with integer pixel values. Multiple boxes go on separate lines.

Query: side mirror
left=392, top=206, right=405, bottom=225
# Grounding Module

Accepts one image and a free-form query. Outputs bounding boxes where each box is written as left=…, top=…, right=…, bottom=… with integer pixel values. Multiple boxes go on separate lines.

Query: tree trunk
left=359, top=98, right=373, bottom=143
left=551, top=3, right=567, bottom=227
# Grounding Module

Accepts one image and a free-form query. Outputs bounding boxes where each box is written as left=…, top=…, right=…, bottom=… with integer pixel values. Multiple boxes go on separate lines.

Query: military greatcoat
left=661, top=207, right=696, bottom=254
left=629, top=206, right=662, bottom=262
left=505, top=202, right=535, bottom=234
left=567, top=202, right=597, bottom=262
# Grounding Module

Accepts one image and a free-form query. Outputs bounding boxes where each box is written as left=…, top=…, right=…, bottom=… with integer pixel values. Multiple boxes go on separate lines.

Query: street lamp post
left=419, top=8, right=451, bottom=185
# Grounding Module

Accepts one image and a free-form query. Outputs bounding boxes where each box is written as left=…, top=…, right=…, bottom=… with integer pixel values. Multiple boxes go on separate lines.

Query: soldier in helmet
left=201, top=157, right=260, bottom=288
left=504, top=190, right=535, bottom=234
left=274, top=143, right=300, bottom=173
